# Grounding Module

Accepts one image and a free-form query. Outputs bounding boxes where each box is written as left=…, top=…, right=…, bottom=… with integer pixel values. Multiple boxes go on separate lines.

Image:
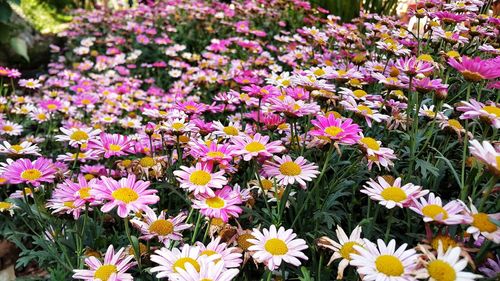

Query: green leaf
left=0, top=1, right=12, bottom=23
left=10, top=36, right=30, bottom=62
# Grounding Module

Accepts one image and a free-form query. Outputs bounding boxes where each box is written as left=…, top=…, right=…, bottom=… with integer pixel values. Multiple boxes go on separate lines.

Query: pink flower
left=130, top=210, right=191, bottom=244
left=72, top=245, right=136, bottom=281
left=394, top=56, right=434, bottom=76
left=88, top=133, right=133, bottom=158
left=192, top=186, right=243, bottom=222
left=263, top=155, right=319, bottom=187
left=309, top=115, right=361, bottom=144
left=448, top=56, right=500, bottom=81
left=231, top=133, right=285, bottom=161
left=4, top=158, right=56, bottom=187
left=174, top=163, right=227, bottom=197
left=92, top=174, right=159, bottom=218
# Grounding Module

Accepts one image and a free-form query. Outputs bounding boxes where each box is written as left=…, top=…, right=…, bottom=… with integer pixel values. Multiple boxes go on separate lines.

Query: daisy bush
left=0, top=0, right=499, bottom=280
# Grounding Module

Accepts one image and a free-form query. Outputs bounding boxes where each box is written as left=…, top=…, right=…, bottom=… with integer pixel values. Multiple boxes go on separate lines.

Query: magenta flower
left=88, top=133, right=133, bottom=158
left=192, top=186, right=243, bottom=222
left=309, top=115, right=362, bottom=145
left=4, top=158, right=56, bottom=187
left=394, top=56, right=434, bottom=76
left=92, top=174, right=159, bottom=218
left=448, top=56, right=500, bottom=81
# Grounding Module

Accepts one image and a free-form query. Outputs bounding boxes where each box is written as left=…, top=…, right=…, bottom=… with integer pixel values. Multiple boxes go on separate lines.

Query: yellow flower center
left=47, top=104, right=58, bottom=110
left=149, top=219, right=174, bottom=236
left=78, top=187, right=91, bottom=199
left=427, top=260, right=456, bottom=281
left=279, top=161, right=302, bottom=176
left=324, top=126, right=343, bottom=137
left=422, top=204, right=448, bottom=220
left=461, top=70, right=484, bottom=82
left=483, top=105, right=500, bottom=117
left=189, top=170, right=212, bottom=185
left=70, top=130, right=89, bottom=141
left=357, top=105, right=373, bottom=115
left=140, top=157, right=155, bottom=167
left=3, top=125, right=13, bottom=132
left=207, top=151, right=224, bottom=158
left=375, top=255, right=404, bottom=276
left=185, top=105, right=197, bottom=111
left=109, top=144, right=122, bottom=152
left=314, top=68, right=326, bottom=76
left=172, top=122, right=184, bottom=131
left=237, top=233, right=255, bottom=250
left=223, top=126, right=239, bottom=136
left=205, top=196, right=225, bottom=209
left=448, top=119, right=463, bottom=130
left=264, top=238, right=288, bottom=255
left=425, top=110, right=436, bottom=117
left=261, top=179, right=274, bottom=190
left=81, top=99, right=91, bottom=105
left=64, top=201, right=75, bottom=208
left=10, top=144, right=23, bottom=152
left=360, top=137, right=380, bottom=151
left=417, top=54, right=434, bottom=62
left=431, top=235, right=457, bottom=251
left=20, top=169, right=42, bottom=181
left=245, top=142, right=265, bottom=152
left=111, top=187, right=138, bottom=203
left=0, top=202, right=12, bottom=210
left=173, top=257, right=200, bottom=273
left=472, top=213, right=497, bottom=233
left=340, top=241, right=361, bottom=260
left=381, top=187, right=407, bottom=202
left=94, top=264, right=117, bottom=281
left=353, top=90, right=367, bottom=98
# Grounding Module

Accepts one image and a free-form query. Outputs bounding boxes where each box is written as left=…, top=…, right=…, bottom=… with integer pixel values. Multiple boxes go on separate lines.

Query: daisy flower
left=0, top=200, right=17, bottom=216
left=0, top=121, right=23, bottom=136
left=131, top=209, right=191, bottom=244
left=457, top=99, right=500, bottom=129
left=189, top=140, right=233, bottom=166
left=174, top=163, right=227, bottom=197
left=3, top=158, right=56, bottom=187
left=88, top=133, right=133, bottom=158
left=192, top=186, right=243, bottom=222
left=211, top=121, right=243, bottom=138
left=317, top=225, right=365, bottom=279
left=350, top=239, right=419, bottom=281
left=448, top=56, right=500, bottom=82
left=150, top=244, right=211, bottom=278
left=19, top=78, right=42, bottom=89
left=465, top=203, right=500, bottom=244
left=161, top=118, right=198, bottom=135
left=262, top=155, right=319, bottom=187
left=55, top=127, right=101, bottom=146
left=248, top=224, right=308, bottom=270
left=358, top=136, right=397, bottom=170
left=468, top=140, right=500, bottom=176
left=361, top=176, right=429, bottom=209
left=196, top=236, right=243, bottom=268
left=309, top=114, right=362, bottom=144
left=415, top=243, right=482, bottom=281
left=410, top=193, right=471, bottom=225
left=171, top=257, right=240, bottom=281
left=0, top=141, right=40, bottom=156
left=72, top=245, right=136, bottom=281
left=92, top=174, right=159, bottom=218
left=230, top=133, right=285, bottom=161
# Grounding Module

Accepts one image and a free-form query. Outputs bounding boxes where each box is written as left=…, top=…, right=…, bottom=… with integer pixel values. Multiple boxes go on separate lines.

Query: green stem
left=124, top=218, right=142, bottom=269
left=384, top=208, right=395, bottom=242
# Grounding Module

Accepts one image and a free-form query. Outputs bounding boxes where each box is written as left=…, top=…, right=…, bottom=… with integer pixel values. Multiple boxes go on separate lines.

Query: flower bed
left=0, top=0, right=499, bottom=280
